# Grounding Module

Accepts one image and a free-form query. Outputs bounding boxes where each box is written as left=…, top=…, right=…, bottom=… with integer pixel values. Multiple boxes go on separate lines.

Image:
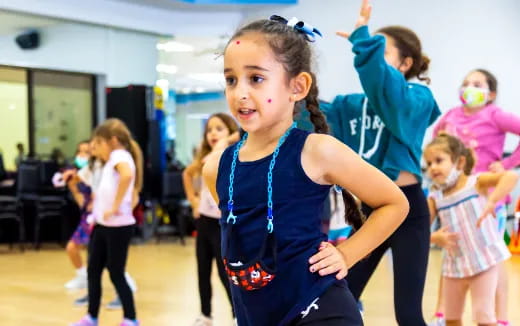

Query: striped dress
left=430, top=175, right=510, bottom=278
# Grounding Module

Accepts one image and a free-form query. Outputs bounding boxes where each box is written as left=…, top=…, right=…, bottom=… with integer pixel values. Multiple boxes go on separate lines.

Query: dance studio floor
left=1, top=239, right=519, bottom=325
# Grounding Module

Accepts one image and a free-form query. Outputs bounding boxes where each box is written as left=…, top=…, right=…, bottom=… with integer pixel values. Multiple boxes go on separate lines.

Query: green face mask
left=74, top=156, right=89, bottom=169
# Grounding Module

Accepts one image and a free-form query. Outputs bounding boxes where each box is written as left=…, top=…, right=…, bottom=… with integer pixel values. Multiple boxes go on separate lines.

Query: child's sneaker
left=192, top=315, right=212, bottom=326
left=120, top=319, right=140, bottom=326
left=65, top=273, right=87, bottom=290
left=106, top=296, right=122, bottom=310
left=70, top=315, right=97, bottom=326
left=428, top=312, right=446, bottom=326
left=74, top=294, right=89, bottom=307
left=497, top=321, right=510, bottom=326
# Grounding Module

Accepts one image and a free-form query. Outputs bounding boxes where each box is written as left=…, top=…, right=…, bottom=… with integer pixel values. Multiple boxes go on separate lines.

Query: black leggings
left=88, top=225, right=135, bottom=319
left=196, top=215, right=233, bottom=317
left=346, top=183, right=430, bottom=326
left=289, top=281, right=363, bottom=326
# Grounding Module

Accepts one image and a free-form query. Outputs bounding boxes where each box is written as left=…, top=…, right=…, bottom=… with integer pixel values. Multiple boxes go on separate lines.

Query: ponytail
left=129, top=139, right=143, bottom=193
left=303, top=72, right=329, bottom=134
left=341, top=189, right=365, bottom=231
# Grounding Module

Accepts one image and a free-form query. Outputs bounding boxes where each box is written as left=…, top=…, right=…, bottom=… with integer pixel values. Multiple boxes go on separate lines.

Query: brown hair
left=93, top=118, right=144, bottom=192
left=377, top=26, right=431, bottom=84
left=193, top=113, right=239, bottom=174
left=228, top=18, right=364, bottom=230
left=426, top=133, right=475, bottom=175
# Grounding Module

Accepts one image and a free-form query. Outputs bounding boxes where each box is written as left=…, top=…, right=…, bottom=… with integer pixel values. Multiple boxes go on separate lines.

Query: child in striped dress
left=424, top=134, right=517, bottom=326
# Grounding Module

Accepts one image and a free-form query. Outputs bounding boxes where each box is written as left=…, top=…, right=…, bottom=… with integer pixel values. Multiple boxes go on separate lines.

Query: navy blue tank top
left=216, top=128, right=336, bottom=326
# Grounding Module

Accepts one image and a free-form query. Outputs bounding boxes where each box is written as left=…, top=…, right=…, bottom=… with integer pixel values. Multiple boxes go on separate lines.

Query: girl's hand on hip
left=309, top=242, right=348, bottom=280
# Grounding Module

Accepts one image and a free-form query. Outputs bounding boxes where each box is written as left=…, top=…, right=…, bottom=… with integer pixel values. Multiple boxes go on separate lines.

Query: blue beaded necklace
left=227, top=122, right=297, bottom=233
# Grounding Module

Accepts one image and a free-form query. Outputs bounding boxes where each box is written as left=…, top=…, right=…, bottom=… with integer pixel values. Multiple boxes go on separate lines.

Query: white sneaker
left=125, top=272, right=137, bottom=293
left=233, top=318, right=238, bottom=326
left=65, top=274, right=87, bottom=290
left=428, top=315, right=446, bottom=326
left=192, top=315, right=212, bottom=326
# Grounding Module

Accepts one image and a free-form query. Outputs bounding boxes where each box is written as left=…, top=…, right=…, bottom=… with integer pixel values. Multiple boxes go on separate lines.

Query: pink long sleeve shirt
left=433, top=104, right=520, bottom=173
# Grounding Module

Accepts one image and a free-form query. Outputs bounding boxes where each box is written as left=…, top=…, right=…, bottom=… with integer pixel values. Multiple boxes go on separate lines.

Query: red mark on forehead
left=236, top=40, right=241, bottom=45
left=268, top=99, right=272, bottom=103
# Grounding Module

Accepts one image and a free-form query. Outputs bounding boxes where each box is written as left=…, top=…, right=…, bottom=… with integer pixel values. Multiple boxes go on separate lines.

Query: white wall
left=244, top=0, right=520, bottom=149
left=0, top=22, right=158, bottom=86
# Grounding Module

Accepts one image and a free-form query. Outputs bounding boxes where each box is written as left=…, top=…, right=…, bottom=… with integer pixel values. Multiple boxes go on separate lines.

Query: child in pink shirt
left=433, top=69, right=520, bottom=173
left=432, top=69, right=520, bottom=326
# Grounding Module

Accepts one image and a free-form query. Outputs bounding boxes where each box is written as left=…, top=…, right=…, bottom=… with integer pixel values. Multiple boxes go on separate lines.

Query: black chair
left=33, top=196, right=67, bottom=249
left=0, top=196, right=25, bottom=251
left=157, top=170, right=192, bottom=245
left=16, top=160, right=67, bottom=249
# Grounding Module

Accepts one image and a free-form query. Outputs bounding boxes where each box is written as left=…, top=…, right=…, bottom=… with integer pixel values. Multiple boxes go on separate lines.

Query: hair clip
left=269, top=15, right=322, bottom=42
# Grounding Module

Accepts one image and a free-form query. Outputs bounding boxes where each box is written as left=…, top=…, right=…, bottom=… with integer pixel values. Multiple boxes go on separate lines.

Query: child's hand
left=103, top=207, right=119, bottom=221
left=308, top=242, right=348, bottom=280
left=190, top=197, right=201, bottom=219
left=431, top=226, right=459, bottom=251
left=477, top=200, right=497, bottom=227
left=336, top=0, right=372, bottom=39
left=489, top=161, right=505, bottom=173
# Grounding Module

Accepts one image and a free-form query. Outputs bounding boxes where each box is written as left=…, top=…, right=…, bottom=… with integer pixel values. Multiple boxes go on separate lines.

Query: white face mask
left=432, top=165, right=462, bottom=191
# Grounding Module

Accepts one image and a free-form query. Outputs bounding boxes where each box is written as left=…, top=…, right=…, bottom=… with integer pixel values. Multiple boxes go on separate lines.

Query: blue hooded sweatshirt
left=297, top=25, right=440, bottom=181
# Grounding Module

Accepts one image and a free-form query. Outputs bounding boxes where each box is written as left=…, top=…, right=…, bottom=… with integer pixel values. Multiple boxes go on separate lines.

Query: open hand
left=336, top=0, right=372, bottom=39
left=431, top=226, right=459, bottom=251
left=309, top=242, right=348, bottom=280
left=476, top=200, right=496, bottom=227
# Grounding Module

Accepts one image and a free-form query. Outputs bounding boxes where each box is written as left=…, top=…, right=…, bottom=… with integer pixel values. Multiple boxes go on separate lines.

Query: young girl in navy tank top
left=202, top=15, right=410, bottom=326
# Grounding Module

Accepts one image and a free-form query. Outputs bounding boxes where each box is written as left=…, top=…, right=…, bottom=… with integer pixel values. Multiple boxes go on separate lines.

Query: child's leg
left=470, top=265, right=499, bottom=326
left=106, top=225, right=135, bottom=320
left=196, top=217, right=214, bottom=318
left=443, top=276, right=469, bottom=326
left=495, top=261, right=508, bottom=323
left=289, top=281, right=363, bottom=326
left=433, top=274, right=445, bottom=316
left=389, top=207, right=430, bottom=325
left=87, top=226, right=107, bottom=318
left=66, top=240, right=84, bottom=269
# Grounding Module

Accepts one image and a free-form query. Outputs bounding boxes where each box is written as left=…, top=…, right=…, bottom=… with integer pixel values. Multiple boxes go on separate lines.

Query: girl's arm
left=336, top=0, right=439, bottom=147
left=65, top=172, right=85, bottom=208
left=104, top=162, right=133, bottom=220
left=182, top=161, right=202, bottom=217
left=305, top=134, right=408, bottom=277
left=202, top=150, right=224, bottom=204
left=492, top=109, right=520, bottom=170
left=476, top=171, right=519, bottom=226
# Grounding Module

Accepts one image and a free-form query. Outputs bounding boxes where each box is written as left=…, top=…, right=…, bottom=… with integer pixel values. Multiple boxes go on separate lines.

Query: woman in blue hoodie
left=302, top=1, right=441, bottom=325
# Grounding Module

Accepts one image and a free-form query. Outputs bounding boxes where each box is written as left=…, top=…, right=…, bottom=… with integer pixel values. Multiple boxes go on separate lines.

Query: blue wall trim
left=178, top=0, right=297, bottom=4
left=175, top=91, right=225, bottom=104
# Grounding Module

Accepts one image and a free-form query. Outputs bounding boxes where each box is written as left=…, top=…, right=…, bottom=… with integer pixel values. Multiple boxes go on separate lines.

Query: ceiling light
left=156, top=64, right=178, bottom=74
left=157, top=41, right=194, bottom=52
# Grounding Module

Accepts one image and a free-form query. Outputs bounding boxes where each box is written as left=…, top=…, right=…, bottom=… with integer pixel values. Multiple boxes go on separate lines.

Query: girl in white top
left=183, top=113, right=239, bottom=326
left=72, top=118, right=143, bottom=326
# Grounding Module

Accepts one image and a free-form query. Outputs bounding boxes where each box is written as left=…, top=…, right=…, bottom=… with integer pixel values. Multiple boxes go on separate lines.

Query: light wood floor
left=0, top=240, right=519, bottom=325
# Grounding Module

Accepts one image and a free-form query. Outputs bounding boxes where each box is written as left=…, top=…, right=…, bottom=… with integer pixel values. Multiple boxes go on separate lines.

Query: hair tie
left=269, top=15, right=322, bottom=42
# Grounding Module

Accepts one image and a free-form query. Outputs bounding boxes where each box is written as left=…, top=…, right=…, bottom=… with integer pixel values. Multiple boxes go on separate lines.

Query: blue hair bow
left=269, top=15, right=322, bottom=42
